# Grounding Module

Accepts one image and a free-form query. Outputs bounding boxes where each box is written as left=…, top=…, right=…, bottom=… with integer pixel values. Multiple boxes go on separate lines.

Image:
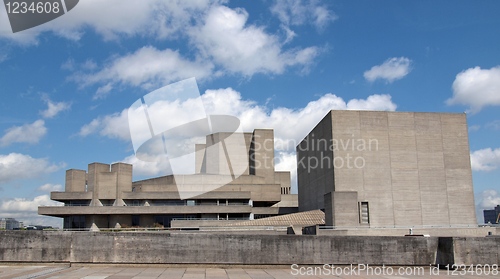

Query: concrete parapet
left=1, top=231, right=498, bottom=265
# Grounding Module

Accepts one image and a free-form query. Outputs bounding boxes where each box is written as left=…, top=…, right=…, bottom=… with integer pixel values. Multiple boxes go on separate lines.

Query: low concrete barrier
left=0, top=231, right=498, bottom=265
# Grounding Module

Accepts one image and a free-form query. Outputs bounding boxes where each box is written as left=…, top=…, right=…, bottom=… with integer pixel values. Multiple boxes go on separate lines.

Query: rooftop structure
left=297, top=110, right=477, bottom=229
left=39, top=129, right=297, bottom=230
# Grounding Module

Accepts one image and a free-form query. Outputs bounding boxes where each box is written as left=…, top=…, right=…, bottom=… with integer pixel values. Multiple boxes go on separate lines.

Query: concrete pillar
left=195, top=144, right=206, bottom=174
left=111, top=163, right=132, bottom=206
left=87, top=163, right=111, bottom=206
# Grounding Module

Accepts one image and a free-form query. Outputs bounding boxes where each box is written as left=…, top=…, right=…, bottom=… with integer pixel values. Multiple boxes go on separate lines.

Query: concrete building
left=297, top=110, right=477, bottom=228
left=39, top=129, right=297, bottom=230
left=0, top=218, right=20, bottom=230
left=484, top=205, right=500, bottom=224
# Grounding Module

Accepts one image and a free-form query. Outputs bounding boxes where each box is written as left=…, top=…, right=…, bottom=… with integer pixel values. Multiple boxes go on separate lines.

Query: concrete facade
left=39, top=129, right=297, bottom=230
left=297, top=110, right=477, bottom=228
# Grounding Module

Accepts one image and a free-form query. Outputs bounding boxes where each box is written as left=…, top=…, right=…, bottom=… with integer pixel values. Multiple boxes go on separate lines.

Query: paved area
left=0, top=265, right=498, bottom=278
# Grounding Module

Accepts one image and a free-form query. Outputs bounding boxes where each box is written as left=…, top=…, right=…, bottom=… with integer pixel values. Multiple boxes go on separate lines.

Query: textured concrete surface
left=2, top=231, right=499, bottom=266
left=1, top=265, right=499, bottom=278
left=297, top=110, right=477, bottom=228
left=0, top=231, right=440, bottom=265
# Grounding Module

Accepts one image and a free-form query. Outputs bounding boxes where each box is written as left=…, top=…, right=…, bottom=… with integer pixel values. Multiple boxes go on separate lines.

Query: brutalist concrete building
left=39, top=129, right=297, bottom=230
left=297, top=110, right=477, bottom=228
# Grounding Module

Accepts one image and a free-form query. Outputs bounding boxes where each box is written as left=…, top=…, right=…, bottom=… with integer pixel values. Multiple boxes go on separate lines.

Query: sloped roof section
left=229, top=210, right=325, bottom=227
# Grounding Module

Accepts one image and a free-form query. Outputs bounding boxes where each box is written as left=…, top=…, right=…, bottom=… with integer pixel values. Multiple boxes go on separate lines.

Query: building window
left=132, top=215, right=140, bottom=227
left=359, top=202, right=369, bottom=224
left=64, top=215, right=86, bottom=230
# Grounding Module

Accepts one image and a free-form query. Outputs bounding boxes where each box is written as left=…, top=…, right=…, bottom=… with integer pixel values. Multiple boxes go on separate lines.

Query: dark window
left=359, top=202, right=369, bottom=224
left=132, top=215, right=140, bottom=227
left=64, top=215, right=86, bottom=230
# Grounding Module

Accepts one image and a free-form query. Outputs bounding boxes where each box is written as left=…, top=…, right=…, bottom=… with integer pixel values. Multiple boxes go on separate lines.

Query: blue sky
left=0, top=0, right=499, bottom=227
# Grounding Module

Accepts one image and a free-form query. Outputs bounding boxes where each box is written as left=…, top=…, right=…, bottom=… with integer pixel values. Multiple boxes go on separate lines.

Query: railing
left=318, top=224, right=483, bottom=230
left=126, top=203, right=251, bottom=206
left=172, top=217, right=249, bottom=221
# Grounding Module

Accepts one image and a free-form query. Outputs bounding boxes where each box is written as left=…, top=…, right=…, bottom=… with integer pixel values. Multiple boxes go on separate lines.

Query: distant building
left=0, top=218, right=20, bottom=230
left=39, top=129, right=298, bottom=230
left=484, top=205, right=500, bottom=224
left=297, top=110, right=477, bottom=228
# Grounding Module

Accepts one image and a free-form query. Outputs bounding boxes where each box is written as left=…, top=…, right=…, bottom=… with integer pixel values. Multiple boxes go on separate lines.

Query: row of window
left=64, top=199, right=251, bottom=207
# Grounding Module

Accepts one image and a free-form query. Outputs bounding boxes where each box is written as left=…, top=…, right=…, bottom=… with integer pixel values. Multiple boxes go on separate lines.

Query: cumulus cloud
left=37, top=183, right=63, bottom=192
left=40, top=98, right=71, bottom=118
left=79, top=88, right=397, bottom=187
left=447, top=66, right=500, bottom=113
left=0, top=195, right=61, bottom=212
left=0, top=0, right=222, bottom=44
left=4, top=1, right=324, bottom=87
left=270, top=0, right=336, bottom=31
left=470, top=148, right=500, bottom=171
left=0, top=195, right=63, bottom=228
left=0, top=153, right=64, bottom=183
left=364, top=57, right=412, bottom=83
left=71, top=47, right=214, bottom=97
left=477, top=190, right=500, bottom=210
left=189, top=5, right=321, bottom=76
left=0, top=120, right=47, bottom=146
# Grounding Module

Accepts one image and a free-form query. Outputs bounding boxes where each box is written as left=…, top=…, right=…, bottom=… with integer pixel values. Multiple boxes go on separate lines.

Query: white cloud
left=0, top=120, right=47, bottom=146
left=40, top=98, right=71, bottom=118
left=275, top=151, right=298, bottom=193
left=72, top=46, right=214, bottom=97
left=447, top=66, right=500, bottom=113
left=4, top=2, right=325, bottom=91
left=37, top=183, right=63, bottom=192
left=270, top=0, right=337, bottom=31
left=0, top=153, right=64, bottom=183
left=364, top=57, right=412, bottom=83
left=0, top=0, right=222, bottom=44
left=79, top=88, right=397, bottom=180
left=93, top=83, right=113, bottom=100
left=0, top=195, right=63, bottom=228
left=188, top=5, right=321, bottom=76
left=78, top=111, right=131, bottom=141
left=475, top=189, right=500, bottom=224
left=470, top=148, right=500, bottom=171
left=120, top=154, right=172, bottom=177
left=0, top=195, right=61, bottom=212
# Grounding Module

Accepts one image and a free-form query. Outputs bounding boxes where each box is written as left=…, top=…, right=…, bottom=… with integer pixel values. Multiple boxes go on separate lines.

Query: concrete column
left=87, top=163, right=111, bottom=206
left=111, top=163, right=132, bottom=206
left=249, top=129, right=275, bottom=183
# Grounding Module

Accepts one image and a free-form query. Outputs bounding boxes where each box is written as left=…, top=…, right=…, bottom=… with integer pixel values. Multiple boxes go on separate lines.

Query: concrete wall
left=297, top=110, right=477, bottom=228
left=316, top=226, right=500, bottom=237
left=297, top=112, right=333, bottom=212
left=1, top=231, right=498, bottom=265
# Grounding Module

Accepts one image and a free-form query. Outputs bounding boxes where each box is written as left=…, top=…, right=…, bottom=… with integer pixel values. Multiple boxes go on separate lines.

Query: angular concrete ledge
left=0, top=231, right=498, bottom=265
